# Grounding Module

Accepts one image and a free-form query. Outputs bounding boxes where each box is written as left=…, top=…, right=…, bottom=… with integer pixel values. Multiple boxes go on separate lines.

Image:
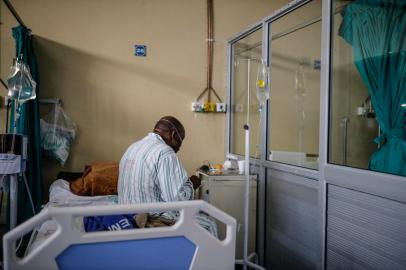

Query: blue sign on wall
left=135, top=45, right=147, bottom=57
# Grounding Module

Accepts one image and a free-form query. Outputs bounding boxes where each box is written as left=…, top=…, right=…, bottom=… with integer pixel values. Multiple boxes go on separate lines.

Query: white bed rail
left=3, top=200, right=236, bottom=270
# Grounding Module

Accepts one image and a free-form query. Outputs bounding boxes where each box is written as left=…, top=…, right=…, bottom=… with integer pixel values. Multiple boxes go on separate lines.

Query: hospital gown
left=118, top=133, right=217, bottom=236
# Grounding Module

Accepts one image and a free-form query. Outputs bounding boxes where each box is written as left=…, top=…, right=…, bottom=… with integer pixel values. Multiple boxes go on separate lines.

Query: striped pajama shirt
left=118, top=133, right=217, bottom=236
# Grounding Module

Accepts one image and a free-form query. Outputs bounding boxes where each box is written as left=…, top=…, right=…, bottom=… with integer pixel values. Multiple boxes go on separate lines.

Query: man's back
left=118, top=133, right=191, bottom=205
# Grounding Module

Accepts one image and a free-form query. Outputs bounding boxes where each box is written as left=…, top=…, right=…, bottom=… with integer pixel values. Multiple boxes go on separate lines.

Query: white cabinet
left=197, top=171, right=257, bottom=260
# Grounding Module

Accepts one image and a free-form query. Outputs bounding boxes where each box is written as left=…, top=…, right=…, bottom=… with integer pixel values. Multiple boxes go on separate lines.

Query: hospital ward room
left=0, top=0, right=405, bottom=269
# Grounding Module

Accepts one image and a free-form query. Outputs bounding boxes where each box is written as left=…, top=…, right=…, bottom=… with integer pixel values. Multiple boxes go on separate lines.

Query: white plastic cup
left=238, top=160, right=245, bottom=174
left=223, top=160, right=232, bottom=170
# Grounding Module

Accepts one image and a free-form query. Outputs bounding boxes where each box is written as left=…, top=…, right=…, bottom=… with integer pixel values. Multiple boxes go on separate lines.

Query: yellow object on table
left=214, top=164, right=223, bottom=170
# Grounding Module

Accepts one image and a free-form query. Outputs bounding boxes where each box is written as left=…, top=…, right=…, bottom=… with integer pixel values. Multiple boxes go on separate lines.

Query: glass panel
left=231, top=28, right=263, bottom=157
left=329, top=0, right=405, bottom=177
left=267, top=0, right=321, bottom=170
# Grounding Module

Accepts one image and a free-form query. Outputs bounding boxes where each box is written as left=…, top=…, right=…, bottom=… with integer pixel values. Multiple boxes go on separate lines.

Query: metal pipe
left=5, top=99, right=10, bottom=133
left=9, top=174, right=18, bottom=229
left=341, top=117, right=349, bottom=165
left=243, top=59, right=252, bottom=270
left=195, top=0, right=222, bottom=103
left=3, top=0, right=27, bottom=28
left=247, top=59, right=251, bottom=125
left=207, top=0, right=213, bottom=90
left=244, top=125, right=250, bottom=270
left=0, top=78, right=7, bottom=89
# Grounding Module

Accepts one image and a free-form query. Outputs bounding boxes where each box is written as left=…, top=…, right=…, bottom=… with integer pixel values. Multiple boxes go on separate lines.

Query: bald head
left=153, top=116, right=185, bottom=152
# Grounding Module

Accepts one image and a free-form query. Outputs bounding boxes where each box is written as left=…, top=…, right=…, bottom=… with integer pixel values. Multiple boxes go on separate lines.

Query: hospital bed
left=3, top=180, right=237, bottom=270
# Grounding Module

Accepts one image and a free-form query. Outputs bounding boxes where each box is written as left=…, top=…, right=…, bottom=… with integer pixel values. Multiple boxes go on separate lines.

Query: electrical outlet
left=191, top=102, right=202, bottom=112
left=205, top=102, right=215, bottom=112
left=216, top=103, right=226, bottom=112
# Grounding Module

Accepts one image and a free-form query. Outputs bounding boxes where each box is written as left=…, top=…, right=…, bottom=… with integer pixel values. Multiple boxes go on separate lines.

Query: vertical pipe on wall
left=341, top=117, right=349, bottom=165
left=207, top=0, right=213, bottom=101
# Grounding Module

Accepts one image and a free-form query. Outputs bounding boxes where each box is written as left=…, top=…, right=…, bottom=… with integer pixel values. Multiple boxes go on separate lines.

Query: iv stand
left=234, top=58, right=266, bottom=270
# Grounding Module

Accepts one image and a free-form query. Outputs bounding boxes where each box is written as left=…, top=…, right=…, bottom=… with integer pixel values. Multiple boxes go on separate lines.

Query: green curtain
left=339, top=0, right=406, bottom=176
left=9, top=25, right=43, bottom=225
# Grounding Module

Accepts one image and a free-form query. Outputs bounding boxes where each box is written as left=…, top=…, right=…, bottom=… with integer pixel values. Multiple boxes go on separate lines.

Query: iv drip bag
left=7, top=56, right=37, bottom=104
left=294, top=63, right=307, bottom=99
left=256, top=59, right=270, bottom=107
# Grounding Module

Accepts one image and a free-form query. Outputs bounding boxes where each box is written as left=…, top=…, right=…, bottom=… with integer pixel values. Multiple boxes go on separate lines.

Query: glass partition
left=267, top=0, right=321, bottom=169
left=230, top=28, right=263, bottom=157
left=329, top=0, right=405, bottom=177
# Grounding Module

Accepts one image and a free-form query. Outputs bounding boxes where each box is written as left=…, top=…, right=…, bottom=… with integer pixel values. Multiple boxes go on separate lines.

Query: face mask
left=160, top=118, right=183, bottom=146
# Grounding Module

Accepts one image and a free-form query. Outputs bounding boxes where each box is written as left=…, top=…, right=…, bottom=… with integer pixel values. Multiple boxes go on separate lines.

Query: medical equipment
left=0, top=134, right=28, bottom=229
left=7, top=55, right=36, bottom=105
left=1, top=55, right=38, bottom=230
left=198, top=171, right=258, bottom=260
left=236, top=57, right=270, bottom=270
left=256, top=59, right=270, bottom=110
left=3, top=200, right=236, bottom=270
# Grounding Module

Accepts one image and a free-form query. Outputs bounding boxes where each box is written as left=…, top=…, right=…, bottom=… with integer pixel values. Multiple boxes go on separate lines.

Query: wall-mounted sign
left=135, top=45, right=147, bottom=57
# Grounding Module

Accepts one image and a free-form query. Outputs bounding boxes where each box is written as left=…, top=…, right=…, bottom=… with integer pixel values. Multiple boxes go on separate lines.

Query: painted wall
left=1, top=0, right=290, bottom=197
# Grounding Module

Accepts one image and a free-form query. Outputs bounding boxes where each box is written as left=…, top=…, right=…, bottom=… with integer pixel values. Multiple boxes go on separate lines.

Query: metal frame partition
left=227, top=0, right=323, bottom=268
left=227, top=0, right=406, bottom=269
left=322, top=0, right=406, bottom=269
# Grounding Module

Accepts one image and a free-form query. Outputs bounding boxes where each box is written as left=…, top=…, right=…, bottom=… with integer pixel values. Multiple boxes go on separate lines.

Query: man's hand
left=189, top=175, right=202, bottom=190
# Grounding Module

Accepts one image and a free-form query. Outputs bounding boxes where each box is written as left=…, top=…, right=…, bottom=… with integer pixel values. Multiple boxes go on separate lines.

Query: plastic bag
left=40, top=104, right=77, bottom=166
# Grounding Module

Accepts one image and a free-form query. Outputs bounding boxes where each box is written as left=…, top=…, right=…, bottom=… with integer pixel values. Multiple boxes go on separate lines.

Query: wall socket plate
left=216, top=103, right=226, bottom=112
left=191, top=102, right=226, bottom=113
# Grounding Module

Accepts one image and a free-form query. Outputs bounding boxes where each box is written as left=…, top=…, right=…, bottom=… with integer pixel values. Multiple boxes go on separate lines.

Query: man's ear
left=171, top=130, right=176, bottom=140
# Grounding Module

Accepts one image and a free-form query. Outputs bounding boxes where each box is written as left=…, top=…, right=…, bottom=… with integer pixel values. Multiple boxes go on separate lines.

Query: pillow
left=70, top=162, right=118, bottom=196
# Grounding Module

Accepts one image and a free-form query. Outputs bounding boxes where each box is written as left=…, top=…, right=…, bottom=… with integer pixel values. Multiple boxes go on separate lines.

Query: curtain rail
left=0, top=78, right=7, bottom=89
left=3, top=0, right=27, bottom=28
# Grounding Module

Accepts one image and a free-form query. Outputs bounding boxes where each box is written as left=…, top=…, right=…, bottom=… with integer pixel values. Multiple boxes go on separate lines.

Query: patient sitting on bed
left=118, top=116, right=217, bottom=236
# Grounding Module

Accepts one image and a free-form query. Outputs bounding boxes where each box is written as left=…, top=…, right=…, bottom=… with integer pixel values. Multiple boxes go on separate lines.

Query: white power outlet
left=216, top=103, right=226, bottom=112
left=191, top=102, right=202, bottom=112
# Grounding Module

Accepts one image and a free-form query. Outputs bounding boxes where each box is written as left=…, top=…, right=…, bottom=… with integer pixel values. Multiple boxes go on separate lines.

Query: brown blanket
left=70, top=162, right=119, bottom=196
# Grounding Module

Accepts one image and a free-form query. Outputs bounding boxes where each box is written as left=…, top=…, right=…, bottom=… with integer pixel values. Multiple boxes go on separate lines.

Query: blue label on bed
left=83, top=214, right=136, bottom=232
left=56, top=236, right=196, bottom=270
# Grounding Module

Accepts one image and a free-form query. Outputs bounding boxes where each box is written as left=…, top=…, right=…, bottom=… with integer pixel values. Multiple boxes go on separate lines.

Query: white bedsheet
left=46, top=179, right=118, bottom=207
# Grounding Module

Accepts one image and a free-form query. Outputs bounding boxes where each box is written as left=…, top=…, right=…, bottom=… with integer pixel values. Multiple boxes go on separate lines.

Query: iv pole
left=234, top=57, right=266, bottom=270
